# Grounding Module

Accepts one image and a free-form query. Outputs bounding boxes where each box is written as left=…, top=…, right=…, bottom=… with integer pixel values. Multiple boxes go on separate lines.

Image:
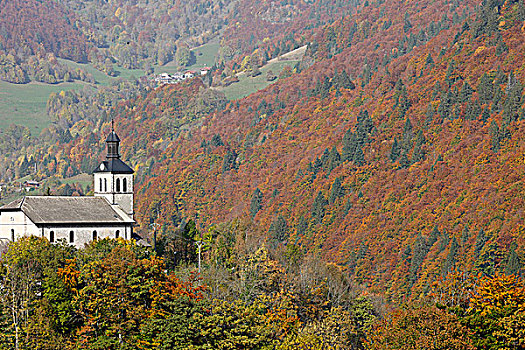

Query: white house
left=0, top=128, right=136, bottom=248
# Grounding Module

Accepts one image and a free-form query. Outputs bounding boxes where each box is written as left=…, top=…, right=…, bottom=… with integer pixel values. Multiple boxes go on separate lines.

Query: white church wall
left=0, top=211, right=132, bottom=248
left=42, top=224, right=131, bottom=248
left=0, top=211, right=40, bottom=241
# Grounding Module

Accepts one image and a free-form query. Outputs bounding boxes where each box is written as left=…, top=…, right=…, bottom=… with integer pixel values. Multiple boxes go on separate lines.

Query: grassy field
left=0, top=80, right=85, bottom=133
left=160, top=40, right=220, bottom=74
left=0, top=60, right=150, bottom=133
left=59, top=59, right=147, bottom=85
left=216, top=60, right=299, bottom=100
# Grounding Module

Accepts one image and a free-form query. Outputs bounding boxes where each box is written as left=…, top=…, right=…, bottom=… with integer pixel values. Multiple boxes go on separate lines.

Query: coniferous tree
left=505, top=244, right=521, bottom=276
left=409, top=234, right=429, bottom=284
left=465, top=98, right=482, bottom=120
left=295, top=215, right=308, bottom=237
left=398, top=151, right=410, bottom=169
left=518, top=0, right=525, bottom=20
left=312, top=191, right=328, bottom=222
left=492, top=85, right=504, bottom=112
left=461, top=225, right=470, bottom=245
left=390, top=137, right=401, bottom=162
left=342, top=129, right=356, bottom=162
left=403, top=12, right=412, bottom=33
left=327, top=146, right=341, bottom=172
left=402, top=117, right=413, bottom=150
left=353, top=146, right=365, bottom=166
left=478, top=73, right=494, bottom=104
left=489, top=121, right=501, bottom=152
left=444, top=60, right=456, bottom=86
left=335, top=69, right=355, bottom=90
left=443, top=237, right=459, bottom=276
left=329, top=177, right=344, bottom=204
left=210, top=134, right=224, bottom=147
left=343, top=199, right=353, bottom=217
left=250, top=188, right=263, bottom=218
left=428, top=225, right=440, bottom=247
left=459, top=81, right=473, bottom=103
left=481, top=106, right=491, bottom=123
left=503, top=76, right=523, bottom=124
left=438, top=230, right=450, bottom=253
left=437, top=90, right=454, bottom=120
left=221, top=149, right=237, bottom=173
left=269, top=215, right=289, bottom=245
left=411, top=130, right=426, bottom=164
left=475, top=229, right=487, bottom=254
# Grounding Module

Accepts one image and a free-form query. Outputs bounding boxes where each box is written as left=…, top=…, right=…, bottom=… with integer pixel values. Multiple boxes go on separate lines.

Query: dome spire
left=106, top=120, right=120, bottom=159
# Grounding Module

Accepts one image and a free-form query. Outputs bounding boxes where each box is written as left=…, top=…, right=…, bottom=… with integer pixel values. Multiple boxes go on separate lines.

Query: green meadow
left=216, top=60, right=299, bottom=100
left=0, top=80, right=84, bottom=133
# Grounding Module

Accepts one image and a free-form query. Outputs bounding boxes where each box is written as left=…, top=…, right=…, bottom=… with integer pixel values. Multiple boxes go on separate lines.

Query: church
left=0, top=128, right=136, bottom=248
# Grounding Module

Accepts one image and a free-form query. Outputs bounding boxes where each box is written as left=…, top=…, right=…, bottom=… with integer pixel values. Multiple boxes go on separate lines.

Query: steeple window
left=99, top=178, right=103, bottom=192
left=116, top=178, right=121, bottom=192
left=123, top=178, right=127, bottom=192
left=104, top=179, right=107, bottom=192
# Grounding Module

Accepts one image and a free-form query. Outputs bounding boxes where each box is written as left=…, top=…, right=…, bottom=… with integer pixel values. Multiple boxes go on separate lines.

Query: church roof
left=93, top=158, right=134, bottom=174
left=0, top=196, right=134, bottom=225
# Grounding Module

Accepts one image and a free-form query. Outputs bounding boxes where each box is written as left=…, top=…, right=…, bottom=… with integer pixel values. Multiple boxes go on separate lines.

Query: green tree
left=329, top=177, right=344, bottom=204
left=410, top=130, right=426, bottom=164
left=250, top=188, right=263, bottom=218
left=312, top=191, right=328, bottom=222
left=442, top=237, right=459, bottom=276
left=478, top=73, right=494, bottom=104
left=269, top=214, right=289, bottom=246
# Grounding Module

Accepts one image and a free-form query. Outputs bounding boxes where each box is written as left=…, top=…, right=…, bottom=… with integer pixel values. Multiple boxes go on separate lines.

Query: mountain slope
left=0, top=0, right=92, bottom=62
left=1, top=0, right=524, bottom=302
left=130, top=0, right=525, bottom=300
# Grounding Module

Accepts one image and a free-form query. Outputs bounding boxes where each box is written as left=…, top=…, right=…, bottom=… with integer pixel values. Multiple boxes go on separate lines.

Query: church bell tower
left=93, top=124, right=134, bottom=219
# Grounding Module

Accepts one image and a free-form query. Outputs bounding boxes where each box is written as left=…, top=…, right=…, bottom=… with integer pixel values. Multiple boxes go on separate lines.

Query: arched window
left=116, top=230, right=120, bottom=239
left=93, top=230, right=97, bottom=241
left=116, top=178, right=121, bottom=192
left=104, top=179, right=107, bottom=192
left=11, top=229, right=14, bottom=242
left=123, top=178, right=127, bottom=192
left=69, top=231, right=74, bottom=243
left=99, top=178, right=103, bottom=192
left=50, top=231, right=55, bottom=243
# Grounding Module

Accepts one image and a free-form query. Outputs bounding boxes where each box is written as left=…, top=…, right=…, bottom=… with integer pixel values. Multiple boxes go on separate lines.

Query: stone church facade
left=0, top=129, right=135, bottom=248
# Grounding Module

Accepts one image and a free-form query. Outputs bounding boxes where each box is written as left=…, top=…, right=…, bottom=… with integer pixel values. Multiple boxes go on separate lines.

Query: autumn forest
left=1, top=0, right=525, bottom=348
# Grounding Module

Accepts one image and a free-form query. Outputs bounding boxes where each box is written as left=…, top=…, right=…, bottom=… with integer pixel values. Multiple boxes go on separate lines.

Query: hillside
left=2, top=1, right=525, bottom=348
left=1, top=0, right=525, bottom=303
left=130, top=0, right=524, bottom=301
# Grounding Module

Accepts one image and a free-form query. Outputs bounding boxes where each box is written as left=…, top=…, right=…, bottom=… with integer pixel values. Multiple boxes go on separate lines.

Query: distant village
left=154, top=67, right=211, bottom=85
